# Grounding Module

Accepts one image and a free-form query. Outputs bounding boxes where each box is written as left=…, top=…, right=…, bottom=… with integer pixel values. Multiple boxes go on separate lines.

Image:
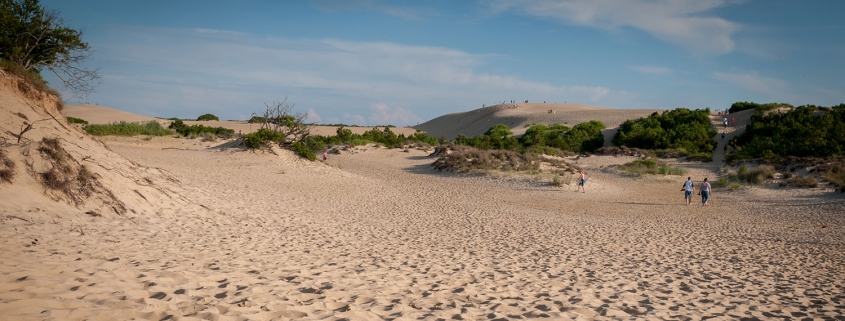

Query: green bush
left=728, top=101, right=793, bottom=114
left=168, top=119, right=234, bottom=138
left=196, top=113, right=219, bottom=121
left=66, top=116, right=88, bottom=125
left=728, top=104, right=845, bottom=161
left=613, top=108, right=716, bottom=157
left=291, top=142, right=316, bottom=161
left=242, top=128, right=284, bottom=149
left=248, top=116, right=266, bottom=123
left=84, top=121, right=173, bottom=136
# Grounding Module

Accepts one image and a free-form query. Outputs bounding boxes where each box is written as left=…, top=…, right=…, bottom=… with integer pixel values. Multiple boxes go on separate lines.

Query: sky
left=41, top=0, right=845, bottom=126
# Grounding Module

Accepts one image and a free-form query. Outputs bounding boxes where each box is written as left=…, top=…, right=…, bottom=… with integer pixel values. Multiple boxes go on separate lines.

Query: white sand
left=2, top=72, right=845, bottom=320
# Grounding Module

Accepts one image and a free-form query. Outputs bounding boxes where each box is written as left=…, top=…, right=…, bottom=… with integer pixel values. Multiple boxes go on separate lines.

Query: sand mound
left=414, top=102, right=662, bottom=141
left=0, top=70, right=193, bottom=220
left=63, top=104, right=419, bottom=137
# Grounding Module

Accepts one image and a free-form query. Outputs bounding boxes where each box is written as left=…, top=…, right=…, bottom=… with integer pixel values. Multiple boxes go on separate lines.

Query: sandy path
left=2, top=141, right=844, bottom=320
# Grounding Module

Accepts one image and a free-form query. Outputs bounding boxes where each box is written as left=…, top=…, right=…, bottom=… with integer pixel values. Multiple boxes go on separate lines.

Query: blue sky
left=42, top=0, right=845, bottom=126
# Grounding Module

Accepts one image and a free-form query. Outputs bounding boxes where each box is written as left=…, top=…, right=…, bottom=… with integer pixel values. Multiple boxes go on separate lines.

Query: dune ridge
left=414, top=103, right=662, bottom=141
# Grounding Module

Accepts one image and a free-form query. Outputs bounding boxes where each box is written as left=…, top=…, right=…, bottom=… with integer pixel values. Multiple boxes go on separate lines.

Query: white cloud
left=306, top=108, right=323, bottom=123
left=368, top=103, right=423, bottom=126
left=75, top=25, right=616, bottom=125
left=490, top=0, right=740, bottom=54
left=630, top=65, right=672, bottom=75
left=712, top=71, right=788, bottom=97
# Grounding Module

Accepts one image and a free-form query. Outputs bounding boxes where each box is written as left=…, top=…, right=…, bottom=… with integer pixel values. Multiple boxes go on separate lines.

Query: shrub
left=729, top=104, right=845, bottom=161
left=196, top=113, right=219, bottom=121
left=168, top=119, right=234, bottom=138
left=780, top=175, right=818, bottom=188
left=737, top=165, right=774, bottom=184
left=613, top=108, right=716, bottom=156
left=248, top=116, right=266, bottom=123
left=552, top=174, right=572, bottom=187
left=291, top=142, right=316, bottom=161
left=66, top=116, right=88, bottom=125
left=243, top=128, right=284, bottom=149
left=85, top=121, right=174, bottom=136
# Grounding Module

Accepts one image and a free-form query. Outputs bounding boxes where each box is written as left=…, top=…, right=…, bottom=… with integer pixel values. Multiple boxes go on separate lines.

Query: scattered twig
left=7, top=215, right=32, bottom=223
left=10, top=119, right=50, bottom=144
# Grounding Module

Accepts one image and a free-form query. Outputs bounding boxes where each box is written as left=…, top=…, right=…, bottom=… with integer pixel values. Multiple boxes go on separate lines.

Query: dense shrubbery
left=613, top=108, right=716, bottom=160
left=196, top=113, right=219, bottom=121
left=84, top=121, right=173, bottom=136
left=66, top=116, right=88, bottom=125
left=727, top=104, right=845, bottom=162
left=248, top=116, right=266, bottom=123
left=728, top=101, right=793, bottom=114
left=243, top=128, right=283, bottom=149
left=168, top=119, right=234, bottom=138
left=305, top=126, right=438, bottom=151
left=453, top=121, right=605, bottom=155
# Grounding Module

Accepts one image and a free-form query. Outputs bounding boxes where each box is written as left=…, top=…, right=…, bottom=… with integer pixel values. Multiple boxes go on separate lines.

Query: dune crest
left=414, top=102, right=662, bottom=140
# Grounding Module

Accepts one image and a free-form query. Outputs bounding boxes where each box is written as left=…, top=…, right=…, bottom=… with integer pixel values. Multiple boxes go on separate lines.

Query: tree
left=0, top=0, right=99, bottom=97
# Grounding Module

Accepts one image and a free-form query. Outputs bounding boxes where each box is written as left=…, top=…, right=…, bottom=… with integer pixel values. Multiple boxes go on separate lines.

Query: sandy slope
left=62, top=104, right=418, bottom=137
left=414, top=103, right=662, bottom=141
left=3, top=138, right=845, bottom=320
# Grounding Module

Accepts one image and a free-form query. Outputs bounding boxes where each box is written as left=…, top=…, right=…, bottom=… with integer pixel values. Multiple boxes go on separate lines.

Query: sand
left=3, top=73, right=845, bottom=320
left=62, top=104, right=419, bottom=137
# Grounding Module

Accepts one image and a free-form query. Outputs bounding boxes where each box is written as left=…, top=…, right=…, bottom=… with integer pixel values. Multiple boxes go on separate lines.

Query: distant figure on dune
left=323, top=151, right=328, bottom=161
left=682, top=177, right=695, bottom=206
left=577, top=171, right=587, bottom=193
left=700, top=178, right=712, bottom=206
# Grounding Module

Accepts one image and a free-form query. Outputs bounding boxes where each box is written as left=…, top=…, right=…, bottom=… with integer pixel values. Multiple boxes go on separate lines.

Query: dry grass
left=737, top=164, right=775, bottom=184
left=780, top=175, right=818, bottom=188
left=0, top=148, right=16, bottom=183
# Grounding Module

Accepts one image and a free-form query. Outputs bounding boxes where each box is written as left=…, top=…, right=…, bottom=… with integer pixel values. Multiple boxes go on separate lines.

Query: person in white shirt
left=700, top=178, right=712, bottom=206
left=682, top=177, right=695, bottom=206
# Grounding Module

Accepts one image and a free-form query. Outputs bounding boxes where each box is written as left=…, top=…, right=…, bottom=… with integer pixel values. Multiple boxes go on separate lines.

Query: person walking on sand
left=322, top=151, right=328, bottom=161
left=700, top=178, right=712, bottom=206
left=682, top=177, right=695, bottom=206
left=577, top=171, right=587, bottom=193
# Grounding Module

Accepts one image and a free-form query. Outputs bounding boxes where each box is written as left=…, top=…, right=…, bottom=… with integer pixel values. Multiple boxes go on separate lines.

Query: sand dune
left=414, top=103, right=662, bottom=141
left=62, top=104, right=418, bottom=137
left=3, top=72, right=845, bottom=320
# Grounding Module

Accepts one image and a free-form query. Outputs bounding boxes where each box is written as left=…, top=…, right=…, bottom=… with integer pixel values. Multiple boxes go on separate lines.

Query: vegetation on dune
left=727, top=104, right=845, bottom=162
left=65, top=116, right=88, bottom=125
left=0, top=147, right=16, bottom=183
left=84, top=121, right=174, bottom=136
left=614, top=158, right=686, bottom=176
left=196, top=113, right=219, bottom=121
left=728, top=101, right=793, bottom=114
left=168, top=119, right=234, bottom=139
left=613, top=108, right=716, bottom=161
left=1, top=0, right=99, bottom=98
left=453, top=120, right=605, bottom=155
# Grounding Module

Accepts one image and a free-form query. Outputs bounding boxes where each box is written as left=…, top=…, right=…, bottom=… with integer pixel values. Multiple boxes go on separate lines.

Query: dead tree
left=251, top=98, right=314, bottom=145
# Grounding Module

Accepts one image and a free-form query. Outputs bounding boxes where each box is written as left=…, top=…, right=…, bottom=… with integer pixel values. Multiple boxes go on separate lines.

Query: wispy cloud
left=712, top=70, right=788, bottom=97
left=312, top=0, right=433, bottom=21
left=630, top=65, right=673, bottom=75
left=489, top=0, right=740, bottom=54
left=73, top=25, right=615, bottom=125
